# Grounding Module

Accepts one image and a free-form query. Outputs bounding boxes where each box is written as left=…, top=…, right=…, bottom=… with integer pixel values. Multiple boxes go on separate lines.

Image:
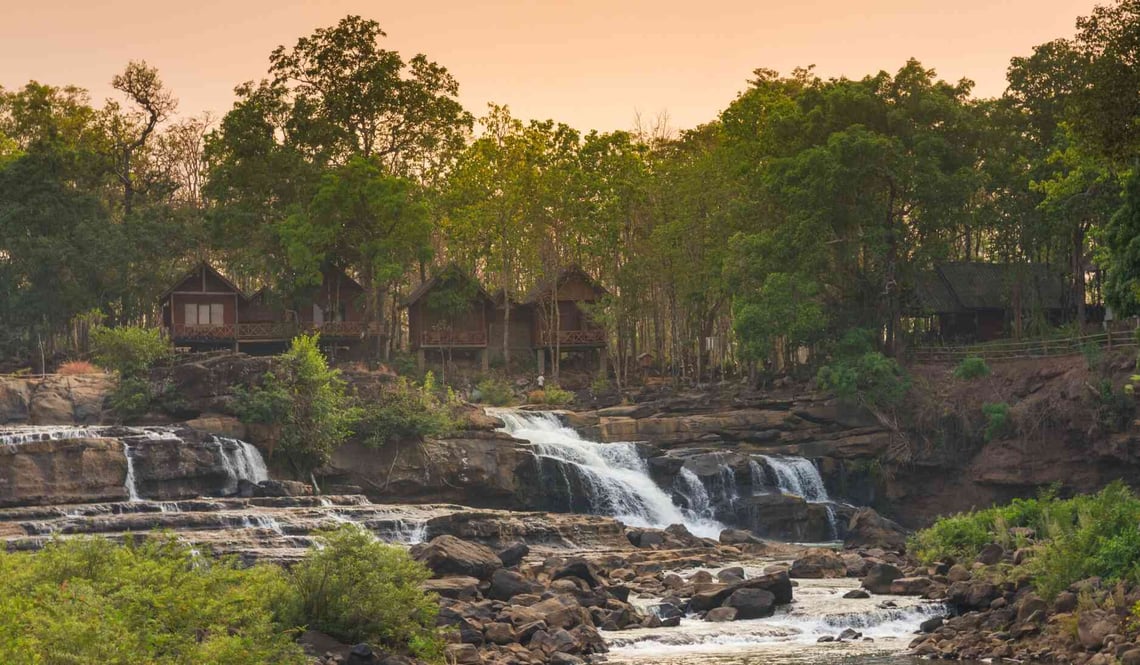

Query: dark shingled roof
left=907, top=262, right=1067, bottom=314
left=402, top=264, right=492, bottom=308
left=523, top=266, right=608, bottom=304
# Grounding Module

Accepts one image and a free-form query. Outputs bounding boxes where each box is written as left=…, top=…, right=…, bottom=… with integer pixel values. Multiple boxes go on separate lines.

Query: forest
left=3, top=1, right=1140, bottom=383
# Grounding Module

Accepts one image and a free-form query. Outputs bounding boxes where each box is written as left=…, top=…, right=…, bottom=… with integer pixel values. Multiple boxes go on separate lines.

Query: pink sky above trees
left=1, top=0, right=1098, bottom=131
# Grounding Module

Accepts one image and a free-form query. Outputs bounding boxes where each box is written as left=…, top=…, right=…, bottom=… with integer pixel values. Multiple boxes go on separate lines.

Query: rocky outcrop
left=0, top=436, right=129, bottom=506
left=0, top=426, right=267, bottom=507
left=326, top=432, right=544, bottom=509
left=0, top=374, right=112, bottom=425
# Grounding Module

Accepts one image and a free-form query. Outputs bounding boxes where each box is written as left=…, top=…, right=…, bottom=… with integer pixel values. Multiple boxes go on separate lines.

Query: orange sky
left=0, top=0, right=1099, bottom=132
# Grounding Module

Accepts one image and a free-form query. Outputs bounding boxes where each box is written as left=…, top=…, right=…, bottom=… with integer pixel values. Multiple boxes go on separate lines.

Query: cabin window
left=184, top=302, right=225, bottom=326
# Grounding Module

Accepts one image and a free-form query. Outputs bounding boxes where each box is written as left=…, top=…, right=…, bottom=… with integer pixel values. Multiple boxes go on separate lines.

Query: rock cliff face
left=326, top=432, right=545, bottom=509
left=0, top=374, right=113, bottom=425
left=0, top=426, right=267, bottom=507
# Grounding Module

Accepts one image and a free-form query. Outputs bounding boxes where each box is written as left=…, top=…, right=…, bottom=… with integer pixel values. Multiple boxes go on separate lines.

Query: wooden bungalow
left=524, top=266, right=608, bottom=374
left=906, top=262, right=1067, bottom=343
left=403, top=265, right=494, bottom=369
left=161, top=262, right=377, bottom=354
left=160, top=262, right=244, bottom=349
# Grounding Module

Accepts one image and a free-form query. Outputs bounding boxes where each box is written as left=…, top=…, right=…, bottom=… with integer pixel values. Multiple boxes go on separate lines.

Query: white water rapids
left=492, top=409, right=725, bottom=538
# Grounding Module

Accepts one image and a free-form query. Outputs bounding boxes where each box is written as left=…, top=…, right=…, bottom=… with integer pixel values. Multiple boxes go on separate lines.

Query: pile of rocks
left=904, top=544, right=1140, bottom=663
left=411, top=535, right=651, bottom=665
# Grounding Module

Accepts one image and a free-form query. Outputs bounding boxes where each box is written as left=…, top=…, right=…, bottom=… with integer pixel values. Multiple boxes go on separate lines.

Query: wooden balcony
left=168, top=321, right=380, bottom=342
left=419, top=329, right=488, bottom=348
left=536, top=328, right=607, bottom=347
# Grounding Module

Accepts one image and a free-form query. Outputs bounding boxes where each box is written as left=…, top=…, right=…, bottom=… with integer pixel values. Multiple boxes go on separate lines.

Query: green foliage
left=1103, top=171, right=1140, bottom=318
left=236, top=335, right=359, bottom=476
left=731, top=271, right=827, bottom=363
left=817, top=348, right=909, bottom=410
left=1080, top=341, right=1104, bottom=371
left=108, top=377, right=154, bottom=421
left=357, top=376, right=458, bottom=447
left=912, top=483, right=1140, bottom=598
left=953, top=356, right=991, bottom=380
left=290, top=526, right=442, bottom=657
left=0, top=536, right=305, bottom=664
left=90, top=326, right=171, bottom=377
left=528, top=385, right=574, bottom=406
left=232, top=371, right=292, bottom=425
left=475, top=376, right=515, bottom=406
left=1093, top=379, right=1136, bottom=433
left=982, top=402, right=1014, bottom=441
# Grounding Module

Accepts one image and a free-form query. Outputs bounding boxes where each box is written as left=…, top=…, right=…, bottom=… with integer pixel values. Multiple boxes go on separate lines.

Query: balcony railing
left=420, top=329, right=488, bottom=347
left=537, top=328, right=607, bottom=347
left=168, top=321, right=380, bottom=342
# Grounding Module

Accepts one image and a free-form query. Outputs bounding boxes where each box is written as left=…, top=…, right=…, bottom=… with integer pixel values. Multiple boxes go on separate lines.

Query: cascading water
left=214, top=437, right=270, bottom=494
left=122, top=443, right=142, bottom=502
left=760, top=455, right=829, bottom=502
left=760, top=455, right=838, bottom=538
left=491, top=409, right=724, bottom=538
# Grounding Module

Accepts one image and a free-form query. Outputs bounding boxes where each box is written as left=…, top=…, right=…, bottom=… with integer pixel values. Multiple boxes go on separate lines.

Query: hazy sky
left=1, top=0, right=1099, bottom=132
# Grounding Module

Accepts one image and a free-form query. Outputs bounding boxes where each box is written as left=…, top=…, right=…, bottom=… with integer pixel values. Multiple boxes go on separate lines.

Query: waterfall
left=760, top=455, right=838, bottom=539
left=760, top=455, right=830, bottom=502
left=674, top=467, right=713, bottom=519
left=214, top=437, right=270, bottom=494
left=122, top=443, right=141, bottom=501
left=491, top=409, right=724, bottom=538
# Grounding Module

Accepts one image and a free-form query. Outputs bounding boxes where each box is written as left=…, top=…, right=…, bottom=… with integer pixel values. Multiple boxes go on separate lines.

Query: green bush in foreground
left=292, top=526, right=443, bottom=659
left=0, top=536, right=305, bottom=664
left=953, top=356, right=990, bottom=380
left=911, top=483, right=1140, bottom=598
left=982, top=402, right=1014, bottom=441
left=0, top=527, right=445, bottom=664
left=528, top=384, right=574, bottom=406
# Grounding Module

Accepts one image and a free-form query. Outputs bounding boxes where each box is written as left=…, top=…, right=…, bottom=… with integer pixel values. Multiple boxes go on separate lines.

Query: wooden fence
left=911, top=329, right=1139, bottom=362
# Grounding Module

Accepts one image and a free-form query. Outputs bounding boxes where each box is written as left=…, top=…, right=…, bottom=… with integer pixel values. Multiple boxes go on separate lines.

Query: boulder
left=887, top=577, right=933, bottom=596
left=444, top=644, right=481, bottom=665
left=975, top=543, right=1004, bottom=566
left=719, top=528, right=765, bottom=546
left=1016, top=594, right=1048, bottom=624
left=688, top=570, right=793, bottom=612
left=529, top=595, right=591, bottom=630
left=843, top=589, right=870, bottom=599
left=551, top=560, right=603, bottom=588
left=423, top=576, right=480, bottom=601
left=725, top=587, right=776, bottom=619
left=705, top=607, right=738, bottom=622
left=484, top=622, right=516, bottom=645
left=411, top=535, right=503, bottom=581
left=860, top=563, right=903, bottom=594
left=790, top=549, right=847, bottom=579
left=1079, top=610, right=1117, bottom=651
left=346, top=644, right=376, bottom=665
left=844, top=508, right=907, bottom=551
left=497, top=542, right=530, bottom=568
left=717, top=566, right=746, bottom=583
left=488, top=569, right=541, bottom=601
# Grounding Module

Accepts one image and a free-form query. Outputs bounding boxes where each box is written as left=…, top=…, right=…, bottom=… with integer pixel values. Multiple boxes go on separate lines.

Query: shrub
left=57, top=360, right=100, bottom=375
left=817, top=350, right=909, bottom=410
left=108, top=377, right=153, bottom=421
left=90, top=326, right=171, bottom=377
left=953, top=356, right=990, bottom=380
left=0, top=536, right=305, bottom=664
left=291, top=526, right=442, bottom=658
left=475, top=376, right=515, bottom=406
left=911, top=483, right=1140, bottom=598
left=1094, top=379, right=1136, bottom=433
left=527, top=385, right=574, bottom=406
left=234, top=335, right=359, bottom=476
left=982, top=402, right=1014, bottom=441
left=357, top=376, right=458, bottom=447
